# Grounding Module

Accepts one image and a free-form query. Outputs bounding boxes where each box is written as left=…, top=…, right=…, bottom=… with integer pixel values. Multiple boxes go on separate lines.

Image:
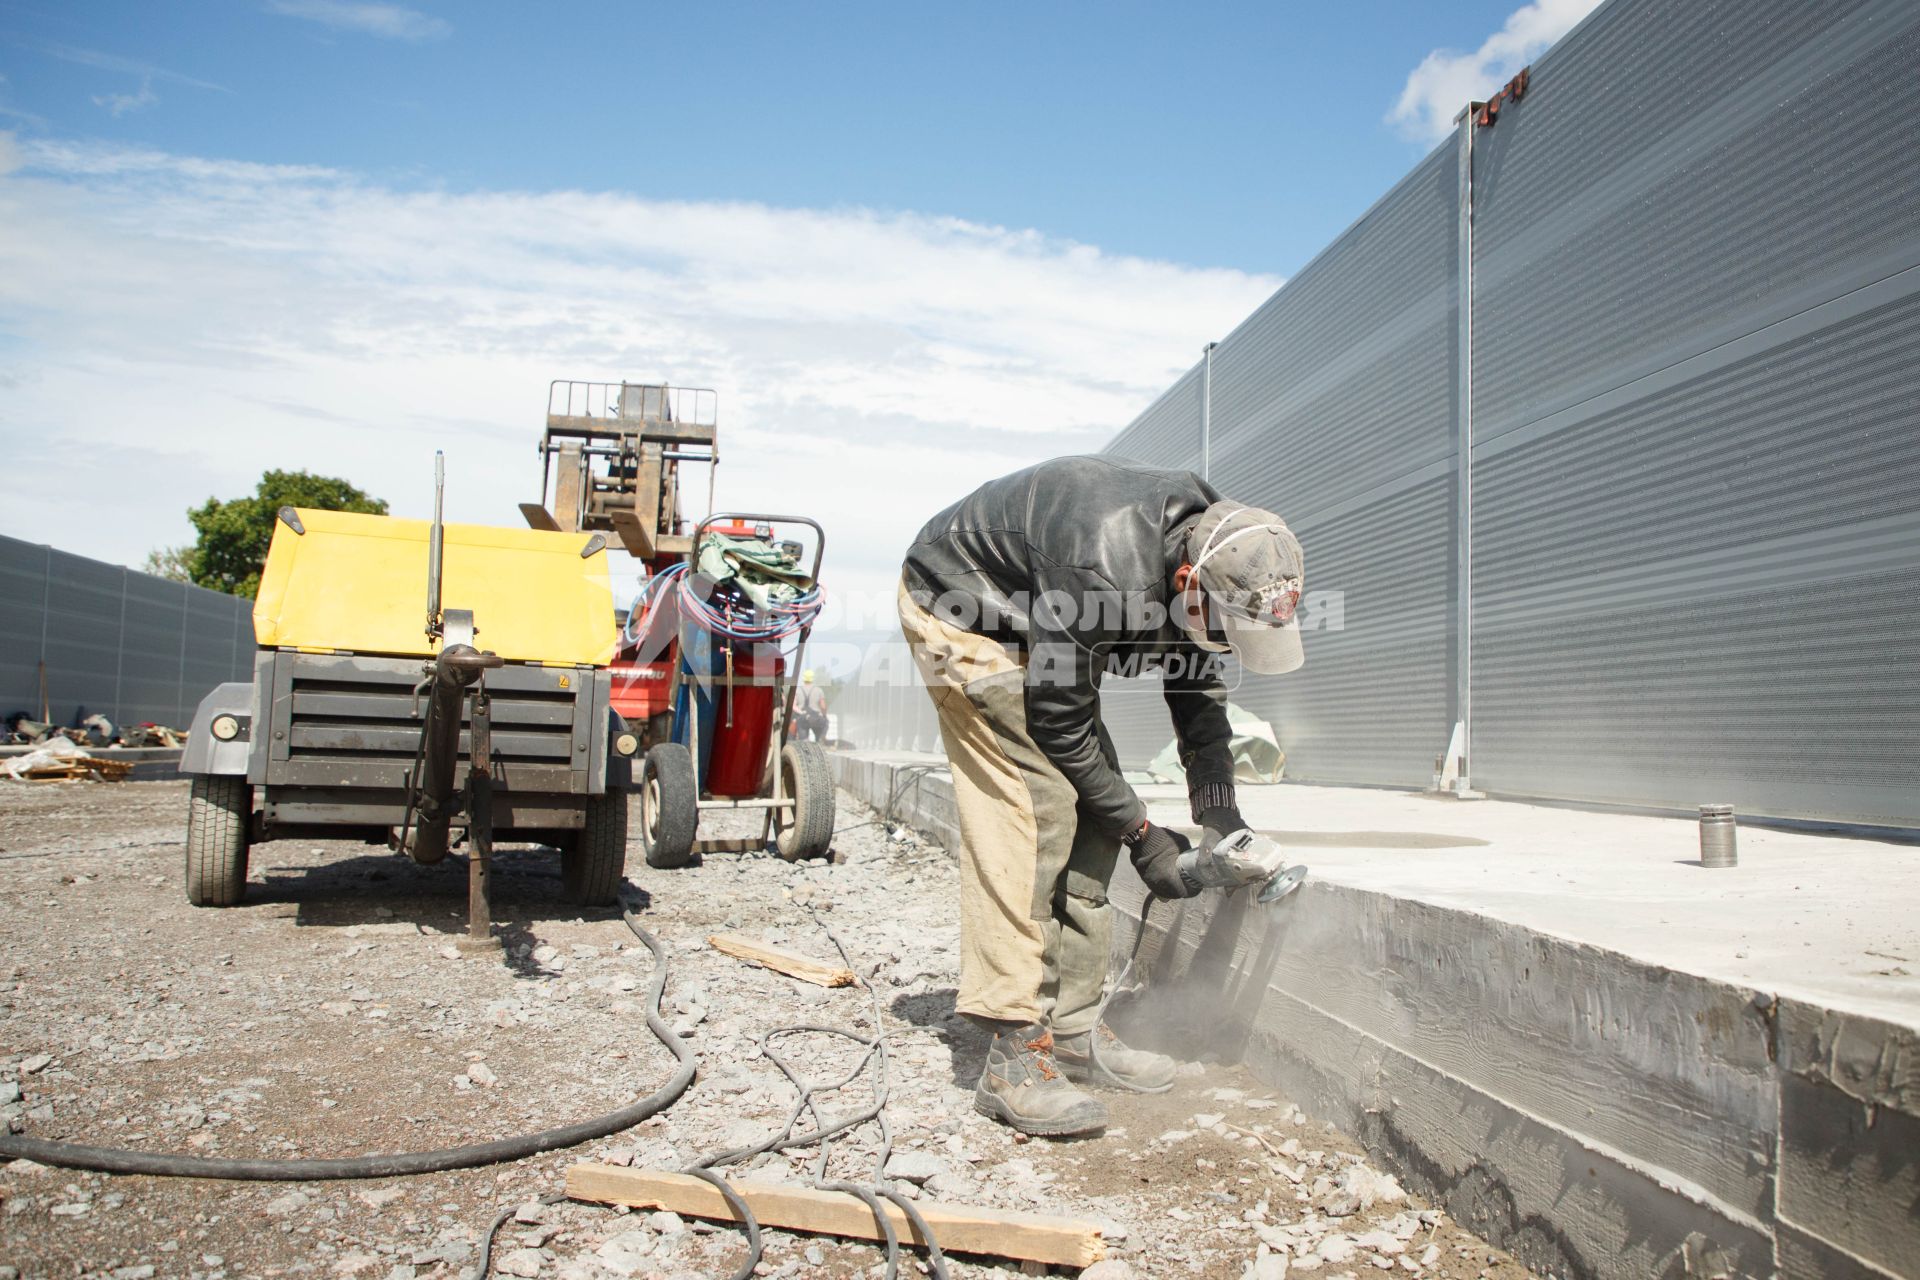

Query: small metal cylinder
left=1699, top=804, right=1738, bottom=868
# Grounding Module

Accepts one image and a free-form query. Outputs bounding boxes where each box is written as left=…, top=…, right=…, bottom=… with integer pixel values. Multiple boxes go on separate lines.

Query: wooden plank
left=707, top=934, right=857, bottom=988
left=564, top=1166, right=1104, bottom=1268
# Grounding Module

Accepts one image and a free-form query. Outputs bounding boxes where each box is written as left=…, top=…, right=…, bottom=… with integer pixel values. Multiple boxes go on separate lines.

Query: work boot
left=1053, top=1025, right=1177, bottom=1093
left=973, top=1023, right=1108, bottom=1137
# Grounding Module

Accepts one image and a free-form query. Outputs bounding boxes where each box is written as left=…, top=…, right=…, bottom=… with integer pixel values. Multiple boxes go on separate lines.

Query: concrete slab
left=830, top=751, right=1920, bottom=1280
left=1139, top=781, right=1920, bottom=1030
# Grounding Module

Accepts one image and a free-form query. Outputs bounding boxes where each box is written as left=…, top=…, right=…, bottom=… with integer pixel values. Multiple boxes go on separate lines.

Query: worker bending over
left=898, top=455, right=1305, bottom=1137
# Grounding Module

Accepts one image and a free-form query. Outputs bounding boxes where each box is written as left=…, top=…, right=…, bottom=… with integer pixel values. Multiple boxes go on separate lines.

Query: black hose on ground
left=0, top=896, right=697, bottom=1181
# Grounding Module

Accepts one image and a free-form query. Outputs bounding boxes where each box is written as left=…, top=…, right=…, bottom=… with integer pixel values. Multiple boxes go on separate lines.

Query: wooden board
left=8, top=756, right=132, bottom=782
left=565, top=1166, right=1105, bottom=1268
left=707, top=934, right=857, bottom=988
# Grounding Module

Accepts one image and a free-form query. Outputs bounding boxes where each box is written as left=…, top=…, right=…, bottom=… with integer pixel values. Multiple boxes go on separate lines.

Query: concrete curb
left=830, top=751, right=1915, bottom=1280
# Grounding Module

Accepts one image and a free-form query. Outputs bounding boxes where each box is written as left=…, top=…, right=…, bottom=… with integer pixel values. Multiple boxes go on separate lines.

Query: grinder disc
left=1257, top=863, right=1308, bottom=904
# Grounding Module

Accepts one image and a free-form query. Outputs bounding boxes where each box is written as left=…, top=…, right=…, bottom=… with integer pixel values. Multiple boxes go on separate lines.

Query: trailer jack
left=393, top=619, right=506, bottom=948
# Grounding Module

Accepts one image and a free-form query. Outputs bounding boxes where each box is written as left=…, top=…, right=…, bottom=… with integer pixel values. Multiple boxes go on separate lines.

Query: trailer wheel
left=185, top=775, right=251, bottom=906
left=639, top=743, right=698, bottom=869
left=563, top=790, right=629, bottom=906
left=775, top=741, right=835, bottom=862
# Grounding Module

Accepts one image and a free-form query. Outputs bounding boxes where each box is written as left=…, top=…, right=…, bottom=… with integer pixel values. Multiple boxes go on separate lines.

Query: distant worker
left=792, top=669, right=829, bottom=742
left=898, top=456, right=1306, bottom=1137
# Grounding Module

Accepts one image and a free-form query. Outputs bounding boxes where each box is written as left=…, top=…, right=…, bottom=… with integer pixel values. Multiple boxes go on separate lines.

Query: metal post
left=465, top=687, right=497, bottom=946
left=112, top=569, right=128, bottom=728
left=37, top=546, right=51, bottom=722
left=1200, top=341, right=1219, bottom=482
left=1451, top=106, right=1478, bottom=798
left=427, top=452, right=446, bottom=639
left=176, top=580, right=190, bottom=732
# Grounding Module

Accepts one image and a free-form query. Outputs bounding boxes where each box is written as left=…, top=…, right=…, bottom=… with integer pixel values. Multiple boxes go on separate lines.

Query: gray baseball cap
left=1186, top=502, right=1306, bottom=675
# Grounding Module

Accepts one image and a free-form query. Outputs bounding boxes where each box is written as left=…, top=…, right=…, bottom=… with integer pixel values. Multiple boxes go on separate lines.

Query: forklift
left=519, top=382, right=836, bottom=869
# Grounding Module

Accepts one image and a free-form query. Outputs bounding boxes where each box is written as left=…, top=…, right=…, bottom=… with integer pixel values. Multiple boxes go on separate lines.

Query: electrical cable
left=0, top=896, right=697, bottom=1182
left=625, top=560, right=824, bottom=650
left=682, top=906, right=949, bottom=1280
left=829, top=764, right=941, bottom=839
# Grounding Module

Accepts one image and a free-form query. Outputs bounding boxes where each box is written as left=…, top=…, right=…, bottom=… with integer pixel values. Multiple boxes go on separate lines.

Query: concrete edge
left=829, top=751, right=1920, bottom=1280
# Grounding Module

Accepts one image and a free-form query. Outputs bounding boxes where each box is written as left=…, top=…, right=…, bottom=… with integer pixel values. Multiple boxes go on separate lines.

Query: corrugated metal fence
left=0, top=534, right=254, bottom=732
left=1097, top=0, right=1920, bottom=827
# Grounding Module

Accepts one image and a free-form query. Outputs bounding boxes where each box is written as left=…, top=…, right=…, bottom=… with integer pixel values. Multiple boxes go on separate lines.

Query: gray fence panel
left=1105, top=362, right=1204, bottom=468
left=1470, top=0, right=1919, bottom=441
left=1241, top=477, right=1454, bottom=785
left=1103, top=139, right=1460, bottom=787
left=1209, top=144, right=1459, bottom=518
left=1098, top=0, right=1920, bottom=827
left=183, top=589, right=246, bottom=715
left=0, top=533, right=254, bottom=732
left=1467, top=0, right=1920, bottom=825
left=831, top=661, right=942, bottom=756
left=0, top=539, right=48, bottom=718
left=42, top=550, right=126, bottom=726
left=119, top=572, right=191, bottom=727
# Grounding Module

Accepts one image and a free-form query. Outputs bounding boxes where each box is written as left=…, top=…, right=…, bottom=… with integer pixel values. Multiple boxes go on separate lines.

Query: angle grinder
left=1176, top=827, right=1309, bottom=903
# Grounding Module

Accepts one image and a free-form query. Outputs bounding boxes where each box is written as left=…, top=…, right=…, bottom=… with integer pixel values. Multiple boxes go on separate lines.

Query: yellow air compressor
left=178, top=456, right=637, bottom=945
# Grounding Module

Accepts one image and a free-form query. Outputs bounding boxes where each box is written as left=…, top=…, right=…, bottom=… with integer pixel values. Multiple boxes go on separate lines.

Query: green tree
left=142, top=545, right=194, bottom=583
left=185, top=470, right=388, bottom=598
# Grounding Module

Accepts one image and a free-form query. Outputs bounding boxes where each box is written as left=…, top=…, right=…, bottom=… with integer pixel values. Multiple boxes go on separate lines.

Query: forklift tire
left=639, top=743, right=698, bottom=869
left=775, top=741, right=835, bottom=862
left=185, top=775, right=251, bottom=907
left=563, top=791, right=629, bottom=907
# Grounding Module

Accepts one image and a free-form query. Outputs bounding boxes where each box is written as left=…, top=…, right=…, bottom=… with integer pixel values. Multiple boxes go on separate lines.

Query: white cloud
left=265, top=1, right=452, bottom=41
left=1388, top=0, right=1602, bottom=142
left=36, top=42, right=228, bottom=93
left=0, top=132, right=19, bottom=176
left=0, top=141, right=1277, bottom=627
left=93, top=79, right=159, bottom=117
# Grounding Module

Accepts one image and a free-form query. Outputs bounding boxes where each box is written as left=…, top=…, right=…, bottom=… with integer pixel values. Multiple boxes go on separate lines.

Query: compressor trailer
left=180, top=457, right=635, bottom=942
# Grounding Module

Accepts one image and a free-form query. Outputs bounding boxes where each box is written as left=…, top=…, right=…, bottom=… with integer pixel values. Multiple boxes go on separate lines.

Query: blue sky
left=0, top=0, right=1596, bottom=636
left=4, top=0, right=1553, bottom=271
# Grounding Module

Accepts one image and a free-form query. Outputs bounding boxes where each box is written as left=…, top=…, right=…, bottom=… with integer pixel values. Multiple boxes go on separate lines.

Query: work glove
left=1191, top=782, right=1247, bottom=852
left=1177, top=827, right=1291, bottom=891
left=1123, top=820, right=1199, bottom=899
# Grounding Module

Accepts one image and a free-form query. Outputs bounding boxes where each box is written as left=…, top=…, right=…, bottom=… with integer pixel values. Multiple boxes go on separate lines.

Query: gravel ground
left=0, top=778, right=1541, bottom=1280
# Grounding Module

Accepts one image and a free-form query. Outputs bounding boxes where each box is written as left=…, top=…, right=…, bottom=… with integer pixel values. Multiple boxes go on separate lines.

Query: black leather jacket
left=901, top=456, right=1237, bottom=836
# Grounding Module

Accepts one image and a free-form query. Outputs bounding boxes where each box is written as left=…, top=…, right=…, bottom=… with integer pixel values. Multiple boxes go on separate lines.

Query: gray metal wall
left=0, top=534, right=254, bottom=732
left=828, top=668, right=942, bottom=756
left=1103, top=140, right=1461, bottom=788
left=1102, top=0, right=1920, bottom=827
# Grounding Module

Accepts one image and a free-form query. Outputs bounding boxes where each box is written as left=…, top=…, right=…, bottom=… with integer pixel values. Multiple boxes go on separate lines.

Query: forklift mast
left=524, top=381, right=719, bottom=567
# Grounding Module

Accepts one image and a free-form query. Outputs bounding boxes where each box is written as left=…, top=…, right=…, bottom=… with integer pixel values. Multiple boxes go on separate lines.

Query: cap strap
left=1193, top=519, right=1289, bottom=574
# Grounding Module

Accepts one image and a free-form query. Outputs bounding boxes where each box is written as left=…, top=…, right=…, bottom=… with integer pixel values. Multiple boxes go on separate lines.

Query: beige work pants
left=896, top=579, right=1120, bottom=1035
